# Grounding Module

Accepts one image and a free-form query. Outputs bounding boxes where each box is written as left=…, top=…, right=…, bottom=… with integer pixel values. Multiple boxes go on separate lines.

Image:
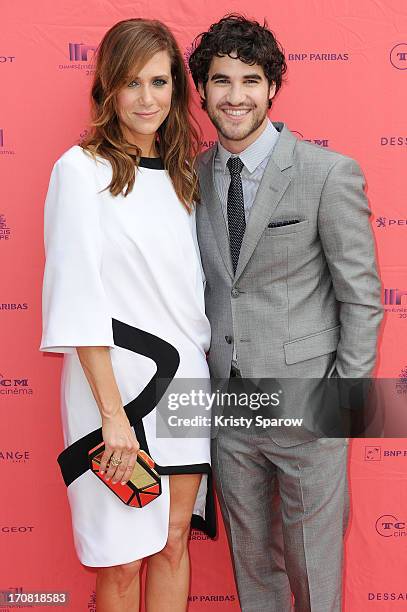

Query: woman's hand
left=100, top=408, right=140, bottom=484
left=75, top=346, right=141, bottom=485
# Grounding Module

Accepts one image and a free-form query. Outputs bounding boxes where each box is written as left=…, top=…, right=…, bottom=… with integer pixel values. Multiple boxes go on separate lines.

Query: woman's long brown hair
left=81, top=18, right=200, bottom=210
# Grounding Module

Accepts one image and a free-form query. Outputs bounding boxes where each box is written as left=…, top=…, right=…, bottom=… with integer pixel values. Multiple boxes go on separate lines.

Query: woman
left=40, top=18, right=214, bottom=611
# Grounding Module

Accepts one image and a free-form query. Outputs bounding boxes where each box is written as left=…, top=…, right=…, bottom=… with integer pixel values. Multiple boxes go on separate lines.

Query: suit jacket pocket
left=283, top=325, right=340, bottom=365
left=265, top=219, right=309, bottom=236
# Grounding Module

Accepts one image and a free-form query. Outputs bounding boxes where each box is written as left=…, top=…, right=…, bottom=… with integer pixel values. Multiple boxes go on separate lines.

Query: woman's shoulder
left=54, top=145, right=109, bottom=174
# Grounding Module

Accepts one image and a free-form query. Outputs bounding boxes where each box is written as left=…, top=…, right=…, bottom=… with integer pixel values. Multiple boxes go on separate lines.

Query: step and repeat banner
left=1, top=0, right=407, bottom=610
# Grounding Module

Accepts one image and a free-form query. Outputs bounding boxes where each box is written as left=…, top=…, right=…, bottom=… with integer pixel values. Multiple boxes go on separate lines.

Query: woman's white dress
left=40, top=146, right=213, bottom=567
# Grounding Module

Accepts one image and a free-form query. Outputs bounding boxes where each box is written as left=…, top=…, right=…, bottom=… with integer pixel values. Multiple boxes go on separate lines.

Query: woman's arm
left=40, top=152, right=139, bottom=484
left=76, top=346, right=139, bottom=484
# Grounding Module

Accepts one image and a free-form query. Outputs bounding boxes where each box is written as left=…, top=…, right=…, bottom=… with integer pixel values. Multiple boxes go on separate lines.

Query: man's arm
left=318, top=156, right=383, bottom=378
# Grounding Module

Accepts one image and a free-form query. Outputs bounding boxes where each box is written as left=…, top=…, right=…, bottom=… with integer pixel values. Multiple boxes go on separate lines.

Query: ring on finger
left=109, top=455, right=122, bottom=467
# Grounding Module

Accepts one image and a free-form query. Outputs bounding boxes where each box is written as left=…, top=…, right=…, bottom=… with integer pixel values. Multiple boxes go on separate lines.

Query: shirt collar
left=216, top=118, right=280, bottom=174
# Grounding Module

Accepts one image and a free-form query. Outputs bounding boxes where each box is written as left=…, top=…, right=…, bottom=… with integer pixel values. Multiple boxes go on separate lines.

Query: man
left=189, top=14, right=383, bottom=612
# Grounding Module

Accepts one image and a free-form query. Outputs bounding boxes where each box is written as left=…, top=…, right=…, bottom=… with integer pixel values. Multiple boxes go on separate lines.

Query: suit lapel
left=234, top=124, right=296, bottom=283
left=199, top=124, right=298, bottom=283
left=199, top=147, right=233, bottom=279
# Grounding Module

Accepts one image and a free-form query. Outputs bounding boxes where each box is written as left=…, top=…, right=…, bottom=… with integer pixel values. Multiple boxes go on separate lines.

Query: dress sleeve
left=40, top=150, right=115, bottom=354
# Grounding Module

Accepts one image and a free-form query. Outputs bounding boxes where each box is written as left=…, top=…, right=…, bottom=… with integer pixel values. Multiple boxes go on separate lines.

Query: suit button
left=231, top=288, right=240, bottom=298
left=225, top=335, right=233, bottom=344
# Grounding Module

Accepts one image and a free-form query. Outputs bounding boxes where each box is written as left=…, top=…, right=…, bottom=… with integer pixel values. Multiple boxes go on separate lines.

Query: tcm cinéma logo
left=376, top=515, right=407, bottom=537
left=0, top=373, right=33, bottom=396
left=383, top=289, right=407, bottom=305
left=390, top=43, right=407, bottom=70
left=292, top=131, right=329, bottom=147
left=0, top=374, right=29, bottom=387
left=69, top=43, right=97, bottom=62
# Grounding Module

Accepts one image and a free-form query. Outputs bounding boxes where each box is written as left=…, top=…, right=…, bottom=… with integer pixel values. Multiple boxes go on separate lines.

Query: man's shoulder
left=197, top=144, right=217, bottom=169
left=293, top=136, right=358, bottom=172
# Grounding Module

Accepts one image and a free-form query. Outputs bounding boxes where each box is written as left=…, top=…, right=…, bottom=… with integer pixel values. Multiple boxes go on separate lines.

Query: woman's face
left=116, top=50, right=173, bottom=152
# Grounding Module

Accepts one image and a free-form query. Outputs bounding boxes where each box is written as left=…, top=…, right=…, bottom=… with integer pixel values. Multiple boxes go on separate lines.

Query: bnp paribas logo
left=288, top=52, right=349, bottom=62
left=390, top=43, right=407, bottom=70
left=200, top=139, right=216, bottom=150
left=365, top=446, right=381, bottom=461
left=189, top=594, right=237, bottom=603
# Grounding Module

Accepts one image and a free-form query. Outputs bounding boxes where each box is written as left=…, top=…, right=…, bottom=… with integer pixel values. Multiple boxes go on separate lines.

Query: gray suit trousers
left=212, top=428, right=349, bottom=612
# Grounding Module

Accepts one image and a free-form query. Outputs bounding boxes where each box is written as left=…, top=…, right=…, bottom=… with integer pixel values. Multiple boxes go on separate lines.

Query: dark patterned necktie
left=226, top=156, right=245, bottom=274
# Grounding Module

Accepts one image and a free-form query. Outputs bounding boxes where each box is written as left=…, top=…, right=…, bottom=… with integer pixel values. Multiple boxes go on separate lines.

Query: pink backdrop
left=1, top=0, right=407, bottom=609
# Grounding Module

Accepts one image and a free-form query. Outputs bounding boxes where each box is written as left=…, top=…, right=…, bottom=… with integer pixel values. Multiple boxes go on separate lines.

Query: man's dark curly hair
left=188, top=14, right=287, bottom=109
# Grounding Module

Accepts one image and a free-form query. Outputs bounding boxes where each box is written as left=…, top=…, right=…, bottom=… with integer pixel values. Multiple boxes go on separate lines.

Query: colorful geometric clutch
left=88, top=442, right=162, bottom=507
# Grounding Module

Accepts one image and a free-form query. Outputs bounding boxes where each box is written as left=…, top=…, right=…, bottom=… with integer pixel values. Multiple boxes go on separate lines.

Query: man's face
left=198, top=54, right=276, bottom=152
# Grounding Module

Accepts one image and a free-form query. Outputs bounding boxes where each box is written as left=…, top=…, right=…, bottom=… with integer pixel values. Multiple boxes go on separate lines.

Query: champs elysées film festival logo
left=0, top=213, right=11, bottom=240
left=390, top=43, right=407, bottom=70
left=0, top=129, right=15, bottom=156
left=383, top=288, right=407, bottom=319
left=58, top=42, right=96, bottom=75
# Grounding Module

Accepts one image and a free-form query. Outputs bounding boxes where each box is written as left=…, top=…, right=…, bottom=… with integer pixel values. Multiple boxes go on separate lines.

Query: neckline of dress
left=138, top=157, right=164, bottom=170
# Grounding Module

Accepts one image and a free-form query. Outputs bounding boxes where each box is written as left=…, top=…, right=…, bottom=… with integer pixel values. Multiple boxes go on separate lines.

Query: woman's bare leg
left=96, top=558, right=142, bottom=611
left=145, top=474, right=202, bottom=612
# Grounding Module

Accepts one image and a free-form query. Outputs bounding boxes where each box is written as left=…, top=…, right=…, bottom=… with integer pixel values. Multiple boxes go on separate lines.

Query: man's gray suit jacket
left=196, top=122, right=383, bottom=442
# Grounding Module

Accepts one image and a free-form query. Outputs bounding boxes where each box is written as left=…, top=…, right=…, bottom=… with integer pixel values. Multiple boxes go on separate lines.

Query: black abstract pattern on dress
left=57, top=318, right=180, bottom=487
left=227, top=156, right=245, bottom=274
